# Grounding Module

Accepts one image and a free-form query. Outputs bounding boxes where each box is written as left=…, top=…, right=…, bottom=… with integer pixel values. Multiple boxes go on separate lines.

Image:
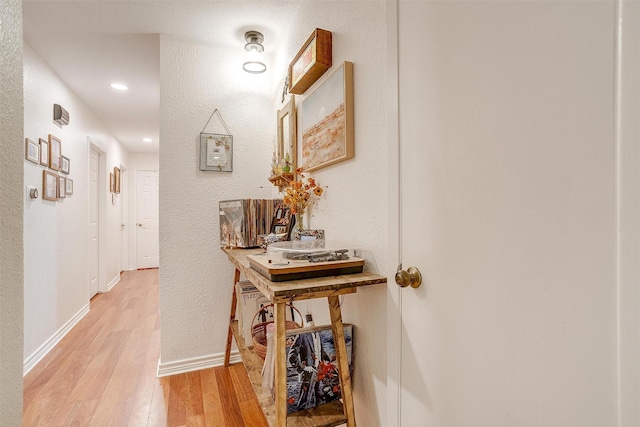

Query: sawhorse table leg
left=224, top=268, right=241, bottom=367
left=328, top=295, right=357, bottom=427
left=274, top=301, right=288, bottom=427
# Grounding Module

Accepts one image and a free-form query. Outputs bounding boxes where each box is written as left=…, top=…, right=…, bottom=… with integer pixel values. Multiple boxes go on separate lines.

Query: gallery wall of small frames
left=25, top=134, right=73, bottom=201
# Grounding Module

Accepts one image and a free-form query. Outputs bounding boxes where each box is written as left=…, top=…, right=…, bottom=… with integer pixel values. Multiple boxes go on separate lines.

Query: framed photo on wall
left=39, top=138, right=49, bottom=166
left=43, top=170, right=58, bottom=201
left=58, top=176, right=66, bottom=199
left=25, top=138, right=39, bottom=164
left=277, top=97, right=297, bottom=173
left=299, top=61, right=354, bottom=172
left=66, top=178, right=74, bottom=195
left=61, top=156, right=70, bottom=174
left=48, top=134, right=62, bottom=171
left=114, top=167, right=121, bottom=193
left=199, top=133, right=233, bottom=172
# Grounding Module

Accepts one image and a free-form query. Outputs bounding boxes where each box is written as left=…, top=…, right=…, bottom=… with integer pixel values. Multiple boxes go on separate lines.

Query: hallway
left=22, top=269, right=267, bottom=426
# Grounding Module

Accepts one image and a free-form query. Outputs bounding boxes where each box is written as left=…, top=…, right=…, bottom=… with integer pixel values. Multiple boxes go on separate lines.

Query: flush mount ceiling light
left=142, top=138, right=152, bottom=142
left=110, top=83, right=128, bottom=91
left=243, top=31, right=266, bottom=74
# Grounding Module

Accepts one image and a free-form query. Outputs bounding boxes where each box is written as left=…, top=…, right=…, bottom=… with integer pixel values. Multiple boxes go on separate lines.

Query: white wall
left=23, top=43, right=128, bottom=371
left=159, top=35, right=275, bottom=369
left=126, top=152, right=159, bottom=270
left=0, top=0, right=24, bottom=422
left=276, top=2, right=389, bottom=425
left=158, top=2, right=389, bottom=424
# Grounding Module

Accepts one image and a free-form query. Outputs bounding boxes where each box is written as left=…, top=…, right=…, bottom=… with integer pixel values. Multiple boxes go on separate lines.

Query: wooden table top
left=222, top=247, right=387, bottom=303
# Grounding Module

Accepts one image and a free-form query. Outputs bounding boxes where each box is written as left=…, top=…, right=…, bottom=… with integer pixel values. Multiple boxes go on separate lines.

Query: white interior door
left=88, top=148, right=100, bottom=298
left=393, top=1, right=618, bottom=425
left=136, top=170, right=159, bottom=269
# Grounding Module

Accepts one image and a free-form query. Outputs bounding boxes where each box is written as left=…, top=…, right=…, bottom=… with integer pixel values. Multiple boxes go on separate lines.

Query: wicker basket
left=251, top=303, right=302, bottom=360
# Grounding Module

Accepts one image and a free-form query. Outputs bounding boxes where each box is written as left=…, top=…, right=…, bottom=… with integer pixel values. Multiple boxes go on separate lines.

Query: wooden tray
left=248, top=253, right=364, bottom=282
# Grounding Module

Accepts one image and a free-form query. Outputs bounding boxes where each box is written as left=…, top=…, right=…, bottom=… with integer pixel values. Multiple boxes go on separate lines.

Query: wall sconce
left=243, top=31, right=266, bottom=74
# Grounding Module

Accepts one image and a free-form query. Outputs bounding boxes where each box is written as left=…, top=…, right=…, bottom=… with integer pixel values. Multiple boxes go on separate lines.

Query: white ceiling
left=23, top=1, right=302, bottom=154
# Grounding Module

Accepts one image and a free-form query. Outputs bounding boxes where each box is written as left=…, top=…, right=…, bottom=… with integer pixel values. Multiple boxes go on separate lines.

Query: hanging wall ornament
left=199, top=109, right=233, bottom=172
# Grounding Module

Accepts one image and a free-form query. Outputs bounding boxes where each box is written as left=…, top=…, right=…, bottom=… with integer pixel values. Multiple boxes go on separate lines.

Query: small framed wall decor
left=58, top=176, right=66, bottom=199
left=114, top=167, right=121, bottom=193
left=288, top=28, right=332, bottom=95
left=39, top=138, right=49, bottom=166
left=61, top=156, right=70, bottom=174
left=199, top=133, right=233, bottom=172
left=277, top=97, right=297, bottom=173
left=66, top=178, right=74, bottom=195
left=43, top=170, right=59, bottom=201
left=48, top=134, right=62, bottom=171
left=25, top=138, right=39, bottom=164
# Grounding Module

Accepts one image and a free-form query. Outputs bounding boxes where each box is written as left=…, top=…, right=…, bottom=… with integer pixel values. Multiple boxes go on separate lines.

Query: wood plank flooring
left=23, top=269, right=267, bottom=427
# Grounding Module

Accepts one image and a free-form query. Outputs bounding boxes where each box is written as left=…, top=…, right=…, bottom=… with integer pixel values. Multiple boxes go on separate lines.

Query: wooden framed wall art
left=277, top=97, right=297, bottom=173
left=66, top=178, right=74, bottom=195
left=39, top=138, right=49, bottom=166
left=58, top=176, right=66, bottom=199
left=25, top=138, right=39, bottom=164
left=61, top=156, right=70, bottom=174
left=48, top=134, right=62, bottom=171
left=300, top=61, right=354, bottom=172
left=288, top=28, right=332, bottom=95
left=43, top=170, right=59, bottom=201
left=114, top=167, right=121, bottom=193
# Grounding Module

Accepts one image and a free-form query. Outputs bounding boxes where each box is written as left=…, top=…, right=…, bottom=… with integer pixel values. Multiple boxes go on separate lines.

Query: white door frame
left=120, top=164, right=128, bottom=273
left=615, top=0, right=640, bottom=424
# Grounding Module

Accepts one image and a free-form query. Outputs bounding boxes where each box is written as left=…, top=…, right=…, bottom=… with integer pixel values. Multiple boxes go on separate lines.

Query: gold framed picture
left=48, top=134, right=62, bottom=171
left=299, top=61, right=354, bottom=172
left=114, top=167, right=121, bottom=193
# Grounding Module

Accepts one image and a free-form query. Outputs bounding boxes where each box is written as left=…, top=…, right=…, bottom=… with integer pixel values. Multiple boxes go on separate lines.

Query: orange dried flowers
left=283, top=167, right=324, bottom=215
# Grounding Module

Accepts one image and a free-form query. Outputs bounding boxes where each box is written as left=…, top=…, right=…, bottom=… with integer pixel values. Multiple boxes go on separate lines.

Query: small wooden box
left=288, top=28, right=332, bottom=95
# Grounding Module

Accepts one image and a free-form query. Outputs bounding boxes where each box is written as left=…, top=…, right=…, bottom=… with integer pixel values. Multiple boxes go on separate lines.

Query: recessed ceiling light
left=110, top=83, right=128, bottom=91
left=142, top=138, right=152, bottom=142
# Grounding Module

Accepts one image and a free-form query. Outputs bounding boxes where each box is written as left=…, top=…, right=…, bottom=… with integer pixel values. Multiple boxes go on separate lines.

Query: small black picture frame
left=270, top=203, right=293, bottom=237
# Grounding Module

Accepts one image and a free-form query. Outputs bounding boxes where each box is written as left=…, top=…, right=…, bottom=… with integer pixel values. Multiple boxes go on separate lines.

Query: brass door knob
left=395, top=265, right=422, bottom=288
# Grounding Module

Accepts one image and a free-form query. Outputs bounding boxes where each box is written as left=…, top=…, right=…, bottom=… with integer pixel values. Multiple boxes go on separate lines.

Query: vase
left=295, top=212, right=304, bottom=230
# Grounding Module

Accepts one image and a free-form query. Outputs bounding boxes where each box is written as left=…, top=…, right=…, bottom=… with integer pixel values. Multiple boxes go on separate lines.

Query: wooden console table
left=222, top=248, right=387, bottom=427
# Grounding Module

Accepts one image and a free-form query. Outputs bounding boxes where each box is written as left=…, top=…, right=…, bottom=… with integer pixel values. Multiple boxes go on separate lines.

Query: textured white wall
left=278, top=3, right=389, bottom=425
left=0, top=0, right=24, bottom=422
left=23, top=44, right=128, bottom=365
left=159, top=35, right=275, bottom=364
left=158, top=3, right=388, bottom=423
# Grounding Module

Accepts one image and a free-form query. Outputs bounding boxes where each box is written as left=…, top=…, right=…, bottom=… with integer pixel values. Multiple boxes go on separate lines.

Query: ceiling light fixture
left=110, top=83, right=128, bottom=91
left=142, top=138, right=152, bottom=142
left=243, top=31, right=266, bottom=74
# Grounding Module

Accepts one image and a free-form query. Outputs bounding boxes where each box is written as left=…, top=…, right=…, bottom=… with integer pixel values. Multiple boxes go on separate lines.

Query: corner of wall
left=0, top=0, right=25, bottom=423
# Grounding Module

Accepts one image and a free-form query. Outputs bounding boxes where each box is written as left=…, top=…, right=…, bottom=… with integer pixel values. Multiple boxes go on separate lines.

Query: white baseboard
left=106, top=274, right=120, bottom=292
left=23, top=303, right=90, bottom=376
left=156, top=351, right=243, bottom=378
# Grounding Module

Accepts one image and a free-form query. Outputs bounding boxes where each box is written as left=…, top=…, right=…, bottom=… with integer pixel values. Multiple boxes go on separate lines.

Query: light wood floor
left=23, top=269, right=268, bottom=427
